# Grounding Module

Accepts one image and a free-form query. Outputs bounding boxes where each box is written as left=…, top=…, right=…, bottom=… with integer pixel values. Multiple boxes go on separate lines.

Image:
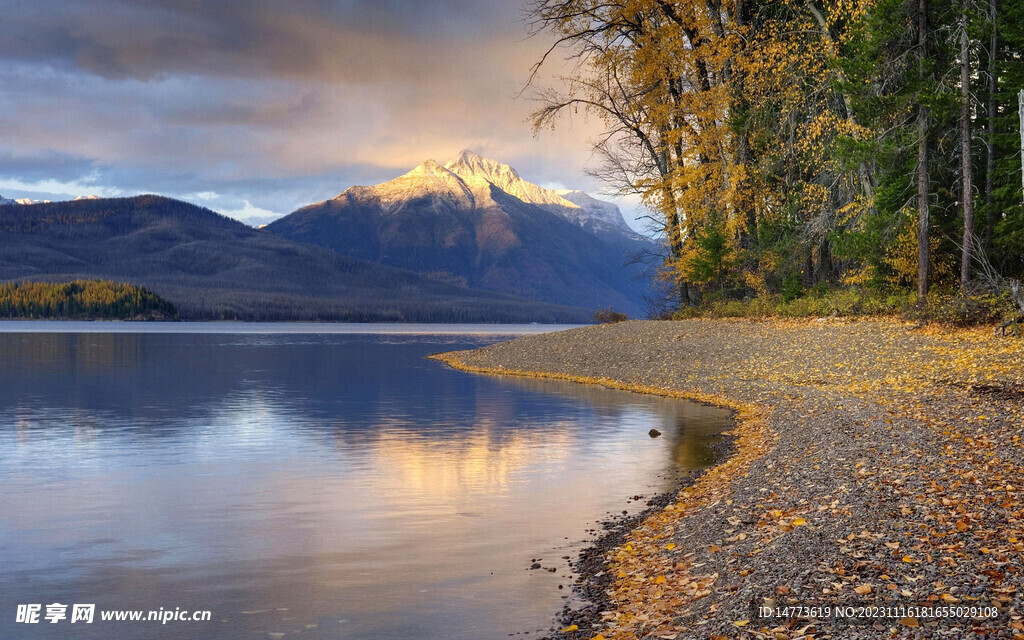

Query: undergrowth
left=671, top=287, right=1016, bottom=326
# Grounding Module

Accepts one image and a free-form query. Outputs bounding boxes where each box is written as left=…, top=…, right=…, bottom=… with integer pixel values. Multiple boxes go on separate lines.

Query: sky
left=0, top=0, right=643, bottom=229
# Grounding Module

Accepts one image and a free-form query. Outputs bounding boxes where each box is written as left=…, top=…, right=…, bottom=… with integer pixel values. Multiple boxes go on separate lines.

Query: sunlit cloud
left=0, top=0, right=646, bottom=230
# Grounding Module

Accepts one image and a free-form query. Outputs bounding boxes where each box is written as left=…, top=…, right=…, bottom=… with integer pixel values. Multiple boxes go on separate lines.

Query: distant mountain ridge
left=0, top=195, right=590, bottom=322
left=0, top=193, right=99, bottom=205
left=267, top=151, right=656, bottom=316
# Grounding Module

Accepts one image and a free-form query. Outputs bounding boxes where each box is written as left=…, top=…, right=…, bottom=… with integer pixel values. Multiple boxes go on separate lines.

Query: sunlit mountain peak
left=444, top=150, right=580, bottom=212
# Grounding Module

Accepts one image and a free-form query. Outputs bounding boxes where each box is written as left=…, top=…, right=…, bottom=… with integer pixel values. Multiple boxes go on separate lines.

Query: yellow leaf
left=560, top=624, right=578, bottom=632
left=592, top=635, right=606, bottom=640
left=665, top=543, right=676, bottom=551
left=898, top=617, right=920, bottom=627
left=854, top=584, right=872, bottom=595
left=955, top=521, right=969, bottom=532
left=734, top=619, right=750, bottom=627
left=792, top=517, right=807, bottom=526
left=654, top=575, right=666, bottom=584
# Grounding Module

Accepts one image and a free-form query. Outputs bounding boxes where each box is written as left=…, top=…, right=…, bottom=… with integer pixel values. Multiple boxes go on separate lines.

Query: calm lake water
left=0, top=323, right=732, bottom=640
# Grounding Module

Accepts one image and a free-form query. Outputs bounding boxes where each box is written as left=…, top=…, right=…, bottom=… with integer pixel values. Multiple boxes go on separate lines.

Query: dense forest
left=530, top=0, right=1024, bottom=321
left=0, top=280, right=177, bottom=320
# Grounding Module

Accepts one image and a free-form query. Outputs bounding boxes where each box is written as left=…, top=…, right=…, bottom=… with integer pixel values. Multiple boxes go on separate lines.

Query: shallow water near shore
left=0, top=324, right=732, bottom=639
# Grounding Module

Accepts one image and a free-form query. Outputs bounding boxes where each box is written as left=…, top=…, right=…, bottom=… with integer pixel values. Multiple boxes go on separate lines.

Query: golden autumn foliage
left=532, top=0, right=1024, bottom=315
left=0, top=280, right=177, bottom=319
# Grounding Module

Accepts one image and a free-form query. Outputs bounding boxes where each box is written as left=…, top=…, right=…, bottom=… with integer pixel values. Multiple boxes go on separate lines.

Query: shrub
left=594, top=308, right=628, bottom=323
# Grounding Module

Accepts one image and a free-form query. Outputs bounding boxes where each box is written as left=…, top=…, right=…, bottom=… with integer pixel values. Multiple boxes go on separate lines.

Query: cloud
left=0, top=1, right=649, bottom=231
left=0, top=0, right=534, bottom=83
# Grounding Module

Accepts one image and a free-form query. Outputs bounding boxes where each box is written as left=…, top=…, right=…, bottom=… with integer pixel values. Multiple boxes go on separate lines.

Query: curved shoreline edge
left=429, top=349, right=778, bottom=639
left=431, top=319, right=1024, bottom=640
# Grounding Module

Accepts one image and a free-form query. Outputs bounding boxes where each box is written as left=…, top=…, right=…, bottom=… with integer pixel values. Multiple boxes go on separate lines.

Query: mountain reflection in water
left=0, top=328, right=731, bottom=640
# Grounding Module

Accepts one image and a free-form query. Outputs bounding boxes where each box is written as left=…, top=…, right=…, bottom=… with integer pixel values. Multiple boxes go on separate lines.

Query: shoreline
left=429, top=349, right=775, bottom=640
left=433, top=319, right=1024, bottom=640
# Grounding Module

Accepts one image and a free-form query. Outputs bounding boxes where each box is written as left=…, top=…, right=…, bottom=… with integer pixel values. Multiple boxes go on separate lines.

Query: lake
left=0, top=323, right=732, bottom=639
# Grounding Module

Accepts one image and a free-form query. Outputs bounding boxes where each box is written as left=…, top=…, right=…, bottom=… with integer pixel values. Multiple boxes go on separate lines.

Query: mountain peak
left=444, top=150, right=579, bottom=214
left=555, top=190, right=633, bottom=232
left=330, top=151, right=637, bottom=235
left=336, top=157, right=475, bottom=210
left=445, top=150, right=521, bottom=184
left=412, top=158, right=447, bottom=174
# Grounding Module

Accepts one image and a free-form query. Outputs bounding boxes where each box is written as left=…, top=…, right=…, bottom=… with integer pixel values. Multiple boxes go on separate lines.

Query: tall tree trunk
left=985, top=0, right=997, bottom=249
left=960, top=12, right=975, bottom=293
left=1019, top=90, right=1024, bottom=209
left=917, top=0, right=930, bottom=304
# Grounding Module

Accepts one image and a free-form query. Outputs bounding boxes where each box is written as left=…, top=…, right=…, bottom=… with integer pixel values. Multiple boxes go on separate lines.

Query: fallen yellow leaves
left=435, top=319, right=1024, bottom=639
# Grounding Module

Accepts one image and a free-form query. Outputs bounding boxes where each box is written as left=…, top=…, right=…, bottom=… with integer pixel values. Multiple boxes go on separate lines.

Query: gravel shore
left=435, top=319, right=1024, bottom=640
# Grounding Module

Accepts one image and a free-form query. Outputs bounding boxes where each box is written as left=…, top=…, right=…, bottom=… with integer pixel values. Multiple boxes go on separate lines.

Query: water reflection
left=0, top=331, right=731, bottom=640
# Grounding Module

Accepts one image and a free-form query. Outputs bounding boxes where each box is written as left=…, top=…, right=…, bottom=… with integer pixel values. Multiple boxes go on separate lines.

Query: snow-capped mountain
left=267, top=151, right=657, bottom=316
left=0, top=194, right=94, bottom=205
left=555, top=189, right=635, bottom=233
left=0, top=194, right=588, bottom=322
left=0, top=195, right=44, bottom=205
left=442, top=150, right=637, bottom=235
left=328, top=150, right=639, bottom=236
left=444, top=151, right=578, bottom=211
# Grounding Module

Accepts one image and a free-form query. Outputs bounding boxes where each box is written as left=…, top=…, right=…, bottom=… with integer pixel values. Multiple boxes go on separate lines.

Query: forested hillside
left=0, top=280, right=177, bottom=320
left=529, top=0, right=1024, bottom=320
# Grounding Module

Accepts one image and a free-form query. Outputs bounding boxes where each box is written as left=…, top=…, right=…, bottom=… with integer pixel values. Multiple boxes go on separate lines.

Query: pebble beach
left=435, top=318, right=1024, bottom=640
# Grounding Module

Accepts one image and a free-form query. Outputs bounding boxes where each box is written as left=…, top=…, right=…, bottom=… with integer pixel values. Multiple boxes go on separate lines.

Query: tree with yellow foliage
left=530, top=0, right=1024, bottom=317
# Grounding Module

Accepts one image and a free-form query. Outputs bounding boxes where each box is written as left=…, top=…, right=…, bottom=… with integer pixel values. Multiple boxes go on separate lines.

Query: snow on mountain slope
left=555, top=189, right=633, bottom=232
left=270, top=151, right=657, bottom=316
left=444, top=151, right=578, bottom=211
left=0, top=195, right=81, bottom=205
left=335, top=158, right=477, bottom=213
left=441, top=150, right=637, bottom=236
left=327, top=150, right=638, bottom=238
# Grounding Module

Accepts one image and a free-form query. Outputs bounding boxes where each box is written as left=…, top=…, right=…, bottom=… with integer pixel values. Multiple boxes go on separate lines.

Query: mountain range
left=0, top=195, right=588, bottom=322
left=0, top=152, right=658, bottom=321
left=268, top=151, right=656, bottom=315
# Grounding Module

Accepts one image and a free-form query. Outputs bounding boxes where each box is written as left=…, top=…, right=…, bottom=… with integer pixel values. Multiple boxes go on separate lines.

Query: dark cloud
left=0, top=0, right=530, bottom=82
left=0, top=150, right=98, bottom=183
